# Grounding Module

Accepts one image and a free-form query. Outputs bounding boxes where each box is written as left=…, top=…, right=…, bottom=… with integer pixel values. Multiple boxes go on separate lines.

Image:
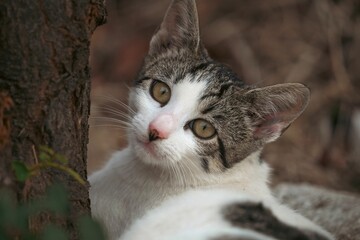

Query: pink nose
left=148, top=114, right=174, bottom=141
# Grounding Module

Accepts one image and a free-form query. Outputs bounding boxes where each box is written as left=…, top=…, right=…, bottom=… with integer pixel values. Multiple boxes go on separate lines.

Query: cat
left=89, top=0, right=334, bottom=239
left=119, top=189, right=333, bottom=240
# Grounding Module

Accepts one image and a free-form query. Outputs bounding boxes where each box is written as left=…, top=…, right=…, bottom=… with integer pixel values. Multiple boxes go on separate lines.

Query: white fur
left=129, top=75, right=207, bottom=167
left=90, top=146, right=333, bottom=239
left=89, top=77, right=333, bottom=240
left=119, top=189, right=334, bottom=240
left=90, top=144, right=273, bottom=239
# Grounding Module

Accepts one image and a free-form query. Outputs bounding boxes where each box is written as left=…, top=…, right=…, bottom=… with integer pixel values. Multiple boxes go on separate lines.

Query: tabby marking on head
left=126, top=0, right=310, bottom=174
left=88, top=1, right=330, bottom=240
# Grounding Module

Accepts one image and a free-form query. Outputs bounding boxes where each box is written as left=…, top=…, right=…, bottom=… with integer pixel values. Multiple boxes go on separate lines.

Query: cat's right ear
left=149, top=0, right=205, bottom=56
left=244, top=83, right=310, bottom=143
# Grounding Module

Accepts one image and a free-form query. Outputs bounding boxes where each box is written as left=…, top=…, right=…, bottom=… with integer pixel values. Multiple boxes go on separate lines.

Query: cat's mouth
left=136, top=137, right=157, bottom=156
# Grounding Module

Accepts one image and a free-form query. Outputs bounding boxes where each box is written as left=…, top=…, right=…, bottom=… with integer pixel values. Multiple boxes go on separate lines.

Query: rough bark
left=0, top=0, right=105, bottom=238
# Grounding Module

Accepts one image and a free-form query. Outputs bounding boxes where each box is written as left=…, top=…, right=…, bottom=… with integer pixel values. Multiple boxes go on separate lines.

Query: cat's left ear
left=244, top=83, right=310, bottom=143
left=149, top=0, right=204, bottom=56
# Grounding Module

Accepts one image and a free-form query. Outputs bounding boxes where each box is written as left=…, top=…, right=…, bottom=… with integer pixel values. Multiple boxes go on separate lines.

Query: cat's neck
left=107, top=146, right=273, bottom=199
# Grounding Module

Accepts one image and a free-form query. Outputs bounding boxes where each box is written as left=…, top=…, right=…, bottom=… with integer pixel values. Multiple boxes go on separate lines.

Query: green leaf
left=39, top=145, right=55, bottom=156
left=14, top=204, right=30, bottom=232
left=0, top=190, right=29, bottom=233
left=0, top=232, right=11, bottom=240
left=38, top=151, right=51, bottom=162
left=27, top=200, right=45, bottom=216
left=54, top=153, right=68, bottom=164
left=0, top=189, right=17, bottom=228
left=21, top=231, right=37, bottom=240
left=12, top=161, right=31, bottom=182
left=78, top=215, right=106, bottom=240
left=41, top=224, right=68, bottom=240
left=43, top=184, right=69, bottom=215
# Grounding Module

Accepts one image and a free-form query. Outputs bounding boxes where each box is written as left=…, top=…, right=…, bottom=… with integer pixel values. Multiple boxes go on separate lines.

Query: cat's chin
left=135, top=148, right=174, bottom=168
left=130, top=138, right=178, bottom=168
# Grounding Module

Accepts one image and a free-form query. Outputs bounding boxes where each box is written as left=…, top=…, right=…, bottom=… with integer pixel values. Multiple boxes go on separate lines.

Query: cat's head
left=128, top=0, right=310, bottom=174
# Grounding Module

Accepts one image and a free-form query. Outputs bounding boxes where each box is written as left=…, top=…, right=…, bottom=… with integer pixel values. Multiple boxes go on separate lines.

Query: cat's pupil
left=160, top=87, right=167, bottom=95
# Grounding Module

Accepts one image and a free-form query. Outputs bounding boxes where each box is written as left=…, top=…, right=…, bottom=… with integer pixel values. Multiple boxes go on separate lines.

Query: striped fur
left=89, top=1, right=332, bottom=239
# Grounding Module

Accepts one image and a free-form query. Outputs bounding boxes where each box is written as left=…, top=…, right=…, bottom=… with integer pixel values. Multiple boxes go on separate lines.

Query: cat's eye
left=150, top=80, right=171, bottom=106
left=188, top=119, right=216, bottom=139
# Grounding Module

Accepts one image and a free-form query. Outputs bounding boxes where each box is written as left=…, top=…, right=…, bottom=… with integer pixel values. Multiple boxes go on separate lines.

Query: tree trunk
left=0, top=0, right=105, bottom=238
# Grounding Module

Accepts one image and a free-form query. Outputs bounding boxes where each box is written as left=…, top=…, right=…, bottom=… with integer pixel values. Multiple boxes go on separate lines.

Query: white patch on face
left=128, top=74, right=208, bottom=170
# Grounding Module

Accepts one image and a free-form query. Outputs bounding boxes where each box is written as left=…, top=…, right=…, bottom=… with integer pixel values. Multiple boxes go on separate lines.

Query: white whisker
left=181, top=155, right=199, bottom=185
left=173, top=162, right=184, bottom=187
left=177, top=162, right=186, bottom=187
left=91, top=117, right=132, bottom=127
left=91, top=124, right=131, bottom=130
left=168, top=163, right=177, bottom=186
left=94, top=106, right=133, bottom=121
left=184, top=160, right=197, bottom=184
left=94, top=94, right=136, bottom=114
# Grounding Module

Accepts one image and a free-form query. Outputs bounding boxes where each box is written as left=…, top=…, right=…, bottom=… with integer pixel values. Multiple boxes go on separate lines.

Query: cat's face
left=127, top=0, right=310, bottom=174
left=128, top=55, right=245, bottom=173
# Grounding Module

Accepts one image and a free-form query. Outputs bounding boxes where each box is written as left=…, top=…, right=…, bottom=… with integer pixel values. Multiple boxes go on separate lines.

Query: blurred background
left=88, top=0, right=360, bottom=193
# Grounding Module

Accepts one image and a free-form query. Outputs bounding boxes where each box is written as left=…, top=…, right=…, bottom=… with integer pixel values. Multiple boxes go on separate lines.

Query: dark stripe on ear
left=218, top=137, right=231, bottom=169
left=201, top=158, right=210, bottom=173
left=223, top=202, right=330, bottom=240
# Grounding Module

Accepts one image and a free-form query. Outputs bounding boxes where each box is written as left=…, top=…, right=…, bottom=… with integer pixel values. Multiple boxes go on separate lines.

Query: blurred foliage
left=1, top=146, right=107, bottom=240
left=0, top=184, right=106, bottom=240
left=12, top=145, right=85, bottom=185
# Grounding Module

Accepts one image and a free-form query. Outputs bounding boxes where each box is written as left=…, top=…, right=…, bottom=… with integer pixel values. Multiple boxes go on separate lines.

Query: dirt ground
left=88, top=0, right=360, bottom=193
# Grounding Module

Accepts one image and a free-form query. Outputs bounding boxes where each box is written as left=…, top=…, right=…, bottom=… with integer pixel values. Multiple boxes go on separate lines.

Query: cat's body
left=89, top=0, right=334, bottom=239
left=119, top=189, right=333, bottom=240
left=90, top=149, right=272, bottom=238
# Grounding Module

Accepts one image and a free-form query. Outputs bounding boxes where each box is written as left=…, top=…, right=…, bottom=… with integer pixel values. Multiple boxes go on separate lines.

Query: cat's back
left=119, top=189, right=334, bottom=240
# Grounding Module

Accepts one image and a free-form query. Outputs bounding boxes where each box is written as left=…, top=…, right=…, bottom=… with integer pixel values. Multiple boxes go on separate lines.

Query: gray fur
left=133, top=0, right=310, bottom=173
left=222, top=202, right=329, bottom=240
left=90, top=2, right=331, bottom=240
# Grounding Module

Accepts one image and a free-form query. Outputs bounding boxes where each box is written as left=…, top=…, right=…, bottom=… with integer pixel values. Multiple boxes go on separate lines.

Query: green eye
left=189, top=119, right=216, bottom=139
left=150, top=80, right=171, bottom=106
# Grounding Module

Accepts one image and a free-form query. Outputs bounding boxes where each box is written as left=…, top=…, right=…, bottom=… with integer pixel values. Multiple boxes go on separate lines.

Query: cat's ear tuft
left=245, top=83, right=310, bottom=143
left=149, top=0, right=203, bottom=56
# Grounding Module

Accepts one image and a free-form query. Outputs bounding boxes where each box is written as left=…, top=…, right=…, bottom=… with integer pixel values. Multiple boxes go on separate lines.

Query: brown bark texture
left=0, top=0, right=105, bottom=238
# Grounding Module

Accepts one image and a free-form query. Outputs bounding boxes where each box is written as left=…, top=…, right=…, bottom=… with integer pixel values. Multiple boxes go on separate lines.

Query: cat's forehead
left=140, top=52, right=245, bottom=89
left=137, top=53, right=250, bottom=123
